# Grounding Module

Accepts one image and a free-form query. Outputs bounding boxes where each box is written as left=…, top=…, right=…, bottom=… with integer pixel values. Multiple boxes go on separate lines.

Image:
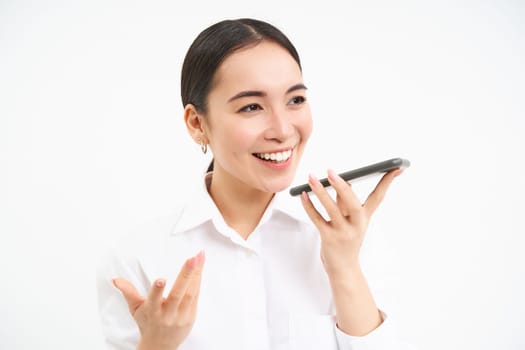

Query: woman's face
left=203, top=40, right=312, bottom=195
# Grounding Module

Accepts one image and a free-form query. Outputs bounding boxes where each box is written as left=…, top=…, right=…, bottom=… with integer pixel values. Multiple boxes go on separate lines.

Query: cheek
left=298, top=111, right=313, bottom=141
left=219, top=121, right=260, bottom=153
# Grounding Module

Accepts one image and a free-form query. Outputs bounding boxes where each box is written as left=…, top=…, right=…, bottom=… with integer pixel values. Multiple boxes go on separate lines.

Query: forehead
left=211, top=41, right=303, bottom=97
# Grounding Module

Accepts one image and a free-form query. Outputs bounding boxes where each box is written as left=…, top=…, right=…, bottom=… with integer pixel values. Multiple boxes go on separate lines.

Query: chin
left=261, top=177, right=294, bottom=194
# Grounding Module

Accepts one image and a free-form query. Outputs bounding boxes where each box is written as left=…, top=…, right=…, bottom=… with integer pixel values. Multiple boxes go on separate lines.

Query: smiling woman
left=96, top=18, right=415, bottom=350
left=191, top=40, right=311, bottom=198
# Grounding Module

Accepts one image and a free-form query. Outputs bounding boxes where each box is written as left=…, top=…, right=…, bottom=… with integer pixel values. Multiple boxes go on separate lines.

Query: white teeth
left=255, top=150, right=292, bottom=163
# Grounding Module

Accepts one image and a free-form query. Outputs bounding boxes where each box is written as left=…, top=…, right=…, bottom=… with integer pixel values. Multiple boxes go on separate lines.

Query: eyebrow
left=227, top=83, right=308, bottom=102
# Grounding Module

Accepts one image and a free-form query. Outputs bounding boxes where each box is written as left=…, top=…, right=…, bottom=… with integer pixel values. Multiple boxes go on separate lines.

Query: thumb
left=113, top=278, right=145, bottom=315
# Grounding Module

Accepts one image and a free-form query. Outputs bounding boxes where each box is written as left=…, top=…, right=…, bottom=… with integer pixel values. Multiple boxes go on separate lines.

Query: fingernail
left=301, top=191, right=308, bottom=201
left=155, top=279, right=166, bottom=288
left=308, top=174, right=318, bottom=186
left=196, top=250, right=205, bottom=265
left=394, top=169, right=404, bottom=177
left=186, top=256, right=197, bottom=270
left=327, top=169, right=338, bottom=181
left=112, top=278, right=120, bottom=289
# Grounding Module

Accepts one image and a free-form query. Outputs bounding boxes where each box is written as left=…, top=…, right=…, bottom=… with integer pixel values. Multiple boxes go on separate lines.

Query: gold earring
left=197, top=137, right=207, bottom=154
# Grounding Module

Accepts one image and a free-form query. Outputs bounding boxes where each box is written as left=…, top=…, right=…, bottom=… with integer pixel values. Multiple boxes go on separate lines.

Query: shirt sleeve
left=96, top=244, right=149, bottom=350
left=334, top=310, right=418, bottom=350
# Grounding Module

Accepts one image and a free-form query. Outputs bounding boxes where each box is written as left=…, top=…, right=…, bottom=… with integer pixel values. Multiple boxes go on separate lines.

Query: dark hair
left=180, top=18, right=302, bottom=172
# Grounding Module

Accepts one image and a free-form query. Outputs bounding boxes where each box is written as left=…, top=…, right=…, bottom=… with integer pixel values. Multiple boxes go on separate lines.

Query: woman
left=97, top=18, right=412, bottom=350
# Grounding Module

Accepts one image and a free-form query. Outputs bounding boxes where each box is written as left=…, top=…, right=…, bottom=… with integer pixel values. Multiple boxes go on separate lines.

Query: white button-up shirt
left=97, top=174, right=415, bottom=349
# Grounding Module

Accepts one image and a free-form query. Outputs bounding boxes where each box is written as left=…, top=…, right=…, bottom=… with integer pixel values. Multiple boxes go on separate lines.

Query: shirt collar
left=170, top=173, right=220, bottom=235
left=170, top=173, right=311, bottom=236
left=267, top=188, right=312, bottom=225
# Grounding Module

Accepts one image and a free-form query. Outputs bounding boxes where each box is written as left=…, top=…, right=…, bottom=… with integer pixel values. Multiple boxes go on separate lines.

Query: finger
left=164, top=251, right=204, bottom=313
left=363, top=169, right=403, bottom=216
left=177, top=251, right=205, bottom=317
left=307, top=174, right=345, bottom=226
left=147, top=279, right=167, bottom=311
left=335, top=193, right=347, bottom=216
left=327, top=169, right=363, bottom=219
left=300, top=191, right=328, bottom=231
left=112, top=278, right=146, bottom=315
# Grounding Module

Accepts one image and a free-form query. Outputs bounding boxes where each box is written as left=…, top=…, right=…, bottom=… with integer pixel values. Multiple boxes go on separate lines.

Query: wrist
left=326, top=264, right=364, bottom=288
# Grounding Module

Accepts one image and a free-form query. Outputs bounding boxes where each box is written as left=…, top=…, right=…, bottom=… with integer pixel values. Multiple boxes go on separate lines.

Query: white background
left=1, top=0, right=524, bottom=349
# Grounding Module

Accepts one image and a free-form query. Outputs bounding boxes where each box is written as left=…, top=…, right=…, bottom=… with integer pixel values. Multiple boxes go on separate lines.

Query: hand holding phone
left=289, top=157, right=410, bottom=196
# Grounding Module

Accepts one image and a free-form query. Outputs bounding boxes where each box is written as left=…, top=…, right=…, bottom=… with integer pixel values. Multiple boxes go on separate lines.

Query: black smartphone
left=289, top=157, right=410, bottom=196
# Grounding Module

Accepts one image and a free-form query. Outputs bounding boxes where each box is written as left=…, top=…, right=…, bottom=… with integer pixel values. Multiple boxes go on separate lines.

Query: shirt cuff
left=334, top=310, right=398, bottom=350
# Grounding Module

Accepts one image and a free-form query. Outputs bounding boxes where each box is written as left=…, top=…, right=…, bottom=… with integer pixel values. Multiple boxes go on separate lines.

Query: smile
left=253, top=149, right=293, bottom=163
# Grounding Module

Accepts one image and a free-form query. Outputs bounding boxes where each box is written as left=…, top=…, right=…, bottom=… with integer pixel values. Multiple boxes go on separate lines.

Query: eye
left=238, top=103, right=262, bottom=113
left=288, top=96, right=306, bottom=105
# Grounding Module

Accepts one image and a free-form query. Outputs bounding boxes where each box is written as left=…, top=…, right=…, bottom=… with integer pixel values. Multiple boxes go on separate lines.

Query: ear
left=184, top=104, right=208, bottom=145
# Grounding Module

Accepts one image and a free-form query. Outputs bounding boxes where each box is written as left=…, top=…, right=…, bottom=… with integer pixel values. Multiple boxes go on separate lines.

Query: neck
left=208, top=169, right=274, bottom=240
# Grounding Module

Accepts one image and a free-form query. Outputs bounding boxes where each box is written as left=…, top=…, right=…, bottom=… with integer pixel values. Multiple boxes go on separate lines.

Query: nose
left=264, top=109, right=294, bottom=142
